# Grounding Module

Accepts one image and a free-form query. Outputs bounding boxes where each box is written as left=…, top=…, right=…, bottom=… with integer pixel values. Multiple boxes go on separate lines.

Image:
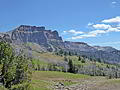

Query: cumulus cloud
left=69, top=27, right=120, bottom=40
left=93, top=24, right=111, bottom=29
left=65, top=16, right=120, bottom=40
left=71, top=36, right=84, bottom=39
left=71, top=34, right=96, bottom=40
left=107, top=27, right=120, bottom=32
left=71, top=30, right=105, bottom=40
left=89, top=30, right=106, bottom=35
left=102, top=16, right=120, bottom=23
left=63, top=30, right=84, bottom=35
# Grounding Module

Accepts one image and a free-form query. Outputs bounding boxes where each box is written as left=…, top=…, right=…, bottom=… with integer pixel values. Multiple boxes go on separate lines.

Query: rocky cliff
left=0, top=33, right=12, bottom=43
left=9, top=25, right=64, bottom=51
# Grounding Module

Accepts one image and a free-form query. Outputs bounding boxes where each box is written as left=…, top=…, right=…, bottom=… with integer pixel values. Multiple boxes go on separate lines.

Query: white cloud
left=63, top=30, right=68, bottom=33
left=88, top=22, right=94, bottom=26
left=102, top=16, right=120, bottom=23
left=112, top=1, right=117, bottom=4
left=89, top=30, right=106, bottom=35
left=81, top=34, right=97, bottom=38
left=71, top=36, right=84, bottom=39
left=65, top=16, right=120, bottom=40
left=71, top=30, right=105, bottom=40
left=116, top=27, right=120, bottom=29
left=69, top=27, right=120, bottom=40
left=63, top=30, right=84, bottom=35
left=71, top=34, right=96, bottom=40
left=93, top=24, right=111, bottom=29
left=107, top=27, right=120, bottom=32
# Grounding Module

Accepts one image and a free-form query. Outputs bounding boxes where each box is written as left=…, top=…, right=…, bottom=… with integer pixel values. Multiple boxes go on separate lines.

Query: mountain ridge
left=0, top=25, right=120, bottom=64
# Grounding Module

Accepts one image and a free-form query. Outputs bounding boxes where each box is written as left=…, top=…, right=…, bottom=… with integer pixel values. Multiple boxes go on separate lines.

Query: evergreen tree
left=0, top=41, right=32, bottom=89
left=59, top=49, right=63, bottom=55
left=68, top=59, right=74, bottom=73
left=81, top=59, right=85, bottom=63
left=68, top=51, right=72, bottom=56
left=64, top=56, right=68, bottom=62
left=78, top=56, right=81, bottom=61
left=64, top=51, right=68, bottom=56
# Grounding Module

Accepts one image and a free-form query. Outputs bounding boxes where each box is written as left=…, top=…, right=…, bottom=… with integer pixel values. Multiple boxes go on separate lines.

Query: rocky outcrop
left=94, top=46, right=118, bottom=53
left=64, top=41, right=97, bottom=52
left=9, top=25, right=64, bottom=51
left=0, top=33, right=12, bottom=43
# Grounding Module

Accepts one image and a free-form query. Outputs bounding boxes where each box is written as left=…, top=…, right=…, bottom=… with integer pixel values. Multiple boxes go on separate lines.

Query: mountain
left=8, top=25, right=64, bottom=52
left=0, top=25, right=120, bottom=64
left=94, top=46, right=118, bottom=53
left=64, top=41, right=120, bottom=64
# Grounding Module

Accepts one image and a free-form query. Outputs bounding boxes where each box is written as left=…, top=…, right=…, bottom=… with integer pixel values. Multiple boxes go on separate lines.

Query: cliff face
left=0, top=33, right=12, bottom=43
left=10, top=25, right=64, bottom=51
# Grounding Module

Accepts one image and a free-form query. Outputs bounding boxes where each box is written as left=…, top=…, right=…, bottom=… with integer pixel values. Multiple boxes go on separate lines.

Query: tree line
left=35, top=49, right=120, bottom=79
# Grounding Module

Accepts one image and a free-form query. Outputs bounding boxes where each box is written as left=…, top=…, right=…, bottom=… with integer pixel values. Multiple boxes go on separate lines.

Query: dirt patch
left=54, top=77, right=120, bottom=90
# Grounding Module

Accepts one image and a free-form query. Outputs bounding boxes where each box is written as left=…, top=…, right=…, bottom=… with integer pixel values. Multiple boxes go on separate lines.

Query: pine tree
left=68, top=59, right=74, bottom=73
left=0, top=41, right=32, bottom=89
left=78, top=56, right=81, bottom=61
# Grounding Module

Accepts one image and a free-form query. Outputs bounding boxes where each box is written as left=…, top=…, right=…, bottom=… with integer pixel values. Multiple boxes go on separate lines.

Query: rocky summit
left=1, top=25, right=120, bottom=64
left=8, top=25, right=64, bottom=51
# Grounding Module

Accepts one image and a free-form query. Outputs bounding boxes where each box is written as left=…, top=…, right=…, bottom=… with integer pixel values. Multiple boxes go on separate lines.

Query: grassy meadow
left=30, top=71, right=90, bottom=90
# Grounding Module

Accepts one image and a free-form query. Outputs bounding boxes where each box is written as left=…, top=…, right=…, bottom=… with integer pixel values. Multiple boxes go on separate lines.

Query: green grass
left=62, top=81, right=77, bottom=86
left=0, top=86, right=8, bottom=90
left=32, top=59, right=48, bottom=68
left=34, top=71, right=89, bottom=79
left=30, top=71, right=90, bottom=90
left=32, top=51, right=64, bottom=62
left=30, top=80, right=52, bottom=90
left=105, top=79, right=120, bottom=84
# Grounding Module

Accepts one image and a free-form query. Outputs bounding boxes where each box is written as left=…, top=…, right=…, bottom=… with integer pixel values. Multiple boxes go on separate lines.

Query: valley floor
left=30, top=71, right=120, bottom=90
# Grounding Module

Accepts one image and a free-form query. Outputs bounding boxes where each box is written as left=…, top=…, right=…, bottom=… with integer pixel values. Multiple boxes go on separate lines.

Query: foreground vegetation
left=0, top=41, right=32, bottom=90
left=1, top=41, right=120, bottom=90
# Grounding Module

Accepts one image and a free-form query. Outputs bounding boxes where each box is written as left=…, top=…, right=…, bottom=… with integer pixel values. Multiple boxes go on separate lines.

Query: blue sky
left=0, top=0, right=120, bottom=49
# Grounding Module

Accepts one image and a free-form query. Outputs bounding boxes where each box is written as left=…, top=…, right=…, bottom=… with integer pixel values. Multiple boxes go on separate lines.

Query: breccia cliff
left=9, top=25, right=64, bottom=52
